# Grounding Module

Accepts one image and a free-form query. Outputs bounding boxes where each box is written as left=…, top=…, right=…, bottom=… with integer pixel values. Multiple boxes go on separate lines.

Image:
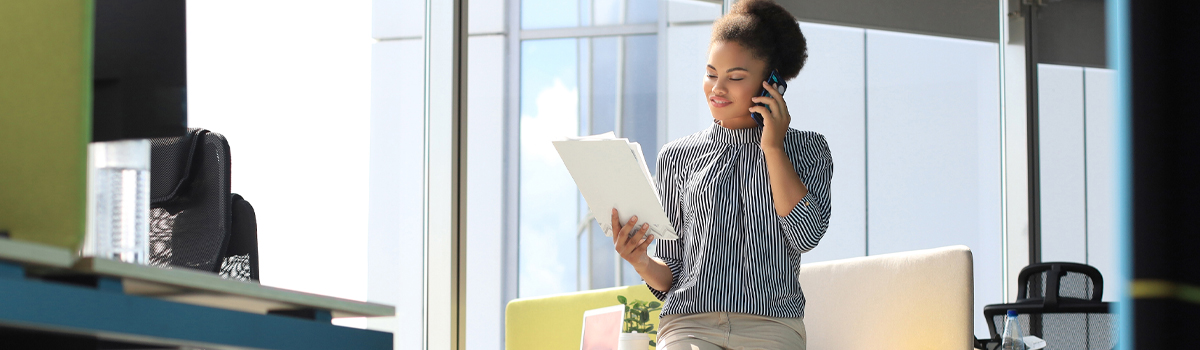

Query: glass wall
left=517, top=0, right=1007, bottom=338
left=360, top=0, right=1121, bottom=346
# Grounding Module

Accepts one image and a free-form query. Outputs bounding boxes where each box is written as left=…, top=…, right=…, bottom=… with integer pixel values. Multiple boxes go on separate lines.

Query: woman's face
left=704, top=40, right=768, bottom=129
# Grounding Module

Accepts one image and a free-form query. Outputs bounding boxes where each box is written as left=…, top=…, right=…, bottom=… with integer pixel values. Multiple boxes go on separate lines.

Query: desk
left=0, top=238, right=393, bottom=349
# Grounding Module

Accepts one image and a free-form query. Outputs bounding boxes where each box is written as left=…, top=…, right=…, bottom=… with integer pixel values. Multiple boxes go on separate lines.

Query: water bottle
left=83, top=139, right=150, bottom=265
left=1000, top=309, right=1026, bottom=350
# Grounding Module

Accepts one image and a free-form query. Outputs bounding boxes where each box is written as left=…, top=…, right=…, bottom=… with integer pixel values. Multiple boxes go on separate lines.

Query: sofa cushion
left=798, top=245, right=974, bottom=349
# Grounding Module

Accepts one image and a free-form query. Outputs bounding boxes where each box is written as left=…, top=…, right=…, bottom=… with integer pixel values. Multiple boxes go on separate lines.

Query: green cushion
left=506, top=285, right=662, bottom=349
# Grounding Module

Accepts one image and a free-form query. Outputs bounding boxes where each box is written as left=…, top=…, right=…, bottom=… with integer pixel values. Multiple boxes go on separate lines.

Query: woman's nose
left=711, top=80, right=726, bottom=95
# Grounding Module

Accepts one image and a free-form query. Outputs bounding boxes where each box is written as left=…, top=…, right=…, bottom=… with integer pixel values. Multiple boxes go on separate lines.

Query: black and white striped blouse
left=648, top=121, right=833, bottom=319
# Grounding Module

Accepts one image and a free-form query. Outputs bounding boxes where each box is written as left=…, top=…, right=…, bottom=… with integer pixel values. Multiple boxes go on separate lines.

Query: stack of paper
left=553, top=132, right=678, bottom=241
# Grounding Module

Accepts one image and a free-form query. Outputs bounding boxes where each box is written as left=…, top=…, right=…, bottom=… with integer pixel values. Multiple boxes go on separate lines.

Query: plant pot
left=618, top=332, right=650, bottom=350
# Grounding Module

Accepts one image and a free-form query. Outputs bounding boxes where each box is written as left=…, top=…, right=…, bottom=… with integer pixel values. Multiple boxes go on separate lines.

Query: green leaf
left=638, top=310, right=649, bottom=323
left=648, top=301, right=661, bottom=309
left=649, top=340, right=657, bottom=347
left=648, top=330, right=657, bottom=335
left=617, top=295, right=628, bottom=304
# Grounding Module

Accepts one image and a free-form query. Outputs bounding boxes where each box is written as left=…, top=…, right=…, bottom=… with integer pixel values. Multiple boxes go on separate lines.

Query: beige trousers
left=657, top=312, right=806, bottom=350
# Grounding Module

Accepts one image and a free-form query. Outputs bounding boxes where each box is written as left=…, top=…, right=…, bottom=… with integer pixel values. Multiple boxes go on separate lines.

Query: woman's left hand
left=749, top=81, right=790, bottom=151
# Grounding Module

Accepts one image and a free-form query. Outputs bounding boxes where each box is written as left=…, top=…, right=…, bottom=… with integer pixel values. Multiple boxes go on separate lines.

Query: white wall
left=665, top=24, right=714, bottom=142
left=1002, top=40, right=1031, bottom=303
left=1084, top=68, right=1118, bottom=302
left=372, top=0, right=422, bottom=39
left=1036, top=64, right=1119, bottom=301
left=1038, top=64, right=1088, bottom=264
left=367, top=38, right=424, bottom=348
left=186, top=0, right=372, bottom=311
left=864, top=29, right=1001, bottom=338
left=786, top=22, right=867, bottom=264
left=466, top=34, right=507, bottom=350
left=369, top=0, right=427, bottom=347
left=666, top=0, right=720, bottom=24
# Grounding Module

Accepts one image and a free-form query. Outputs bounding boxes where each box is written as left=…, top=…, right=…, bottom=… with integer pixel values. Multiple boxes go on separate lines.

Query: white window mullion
left=423, top=0, right=467, bottom=348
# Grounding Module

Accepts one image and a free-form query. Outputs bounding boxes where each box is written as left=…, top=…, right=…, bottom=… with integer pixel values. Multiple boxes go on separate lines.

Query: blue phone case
left=751, top=70, right=787, bottom=126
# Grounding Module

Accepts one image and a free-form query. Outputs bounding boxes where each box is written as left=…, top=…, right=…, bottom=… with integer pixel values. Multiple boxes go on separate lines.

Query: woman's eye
left=705, top=74, right=716, bottom=78
left=730, top=77, right=744, bottom=81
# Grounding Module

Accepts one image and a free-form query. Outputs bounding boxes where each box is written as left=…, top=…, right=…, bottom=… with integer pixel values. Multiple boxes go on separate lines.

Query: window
left=368, top=0, right=1120, bottom=346
left=517, top=17, right=661, bottom=298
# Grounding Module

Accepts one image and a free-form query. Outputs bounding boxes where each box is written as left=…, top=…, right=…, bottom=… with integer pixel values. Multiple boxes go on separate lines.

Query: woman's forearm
left=762, top=146, right=809, bottom=216
left=636, top=257, right=674, bottom=293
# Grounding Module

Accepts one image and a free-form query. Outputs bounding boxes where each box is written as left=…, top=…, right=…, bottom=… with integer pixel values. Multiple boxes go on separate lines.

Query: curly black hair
left=711, top=0, right=808, bottom=81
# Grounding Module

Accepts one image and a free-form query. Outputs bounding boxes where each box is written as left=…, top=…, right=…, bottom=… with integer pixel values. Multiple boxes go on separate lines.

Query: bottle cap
left=1007, top=309, right=1018, bottom=317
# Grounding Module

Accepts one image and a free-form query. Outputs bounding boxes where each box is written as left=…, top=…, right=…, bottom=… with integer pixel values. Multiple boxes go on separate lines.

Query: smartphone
left=751, top=69, right=787, bottom=127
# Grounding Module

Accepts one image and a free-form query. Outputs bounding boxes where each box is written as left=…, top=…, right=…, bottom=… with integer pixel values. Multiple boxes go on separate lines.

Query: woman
left=610, top=0, right=831, bottom=349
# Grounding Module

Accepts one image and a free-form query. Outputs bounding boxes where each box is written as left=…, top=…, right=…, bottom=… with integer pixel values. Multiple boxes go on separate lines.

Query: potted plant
left=617, top=295, right=661, bottom=348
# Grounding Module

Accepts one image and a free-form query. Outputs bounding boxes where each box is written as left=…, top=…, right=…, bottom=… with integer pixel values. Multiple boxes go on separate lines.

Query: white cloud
left=520, top=79, right=580, bottom=162
left=518, top=79, right=583, bottom=297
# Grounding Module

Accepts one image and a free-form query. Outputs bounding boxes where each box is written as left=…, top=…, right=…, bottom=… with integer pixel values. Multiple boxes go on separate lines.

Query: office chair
left=978, top=262, right=1116, bottom=350
left=149, top=128, right=259, bottom=282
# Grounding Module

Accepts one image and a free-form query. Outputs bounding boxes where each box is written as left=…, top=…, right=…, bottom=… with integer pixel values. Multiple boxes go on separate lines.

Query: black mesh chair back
left=149, top=128, right=259, bottom=282
left=982, top=262, right=1116, bottom=350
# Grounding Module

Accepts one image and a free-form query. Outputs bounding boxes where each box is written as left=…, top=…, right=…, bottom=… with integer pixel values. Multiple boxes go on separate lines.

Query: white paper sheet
left=553, top=135, right=678, bottom=241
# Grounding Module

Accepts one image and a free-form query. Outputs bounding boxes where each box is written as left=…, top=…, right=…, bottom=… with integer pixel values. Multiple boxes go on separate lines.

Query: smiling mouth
left=709, top=97, right=731, bottom=107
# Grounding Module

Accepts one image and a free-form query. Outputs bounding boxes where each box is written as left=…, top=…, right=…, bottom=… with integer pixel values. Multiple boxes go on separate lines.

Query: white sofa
left=797, top=245, right=975, bottom=349
left=505, top=245, right=975, bottom=349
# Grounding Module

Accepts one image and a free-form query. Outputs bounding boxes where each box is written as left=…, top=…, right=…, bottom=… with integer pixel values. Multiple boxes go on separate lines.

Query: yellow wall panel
left=0, top=0, right=93, bottom=250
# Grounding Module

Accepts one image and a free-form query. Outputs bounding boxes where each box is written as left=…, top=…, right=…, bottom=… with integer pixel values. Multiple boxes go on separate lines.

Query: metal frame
left=423, top=0, right=468, bottom=348
left=1023, top=0, right=1043, bottom=266
left=521, top=24, right=657, bottom=40
left=576, top=0, right=593, bottom=289
left=612, top=7, right=629, bottom=286
left=655, top=0, right=671, bottom=161
left=998, top=0, right=1008, bottom=303
left=997, top=0, right=1012, bottom=304
left=502, top=0, right=522, bottom=345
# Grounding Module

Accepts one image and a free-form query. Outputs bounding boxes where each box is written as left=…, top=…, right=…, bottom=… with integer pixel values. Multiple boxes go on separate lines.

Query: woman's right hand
left=612, top=208, right=655, bottom=269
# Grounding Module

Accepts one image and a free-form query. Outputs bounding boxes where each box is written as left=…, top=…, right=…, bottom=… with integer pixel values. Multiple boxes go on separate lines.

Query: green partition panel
left=0, top=0, right=93, bottom=250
